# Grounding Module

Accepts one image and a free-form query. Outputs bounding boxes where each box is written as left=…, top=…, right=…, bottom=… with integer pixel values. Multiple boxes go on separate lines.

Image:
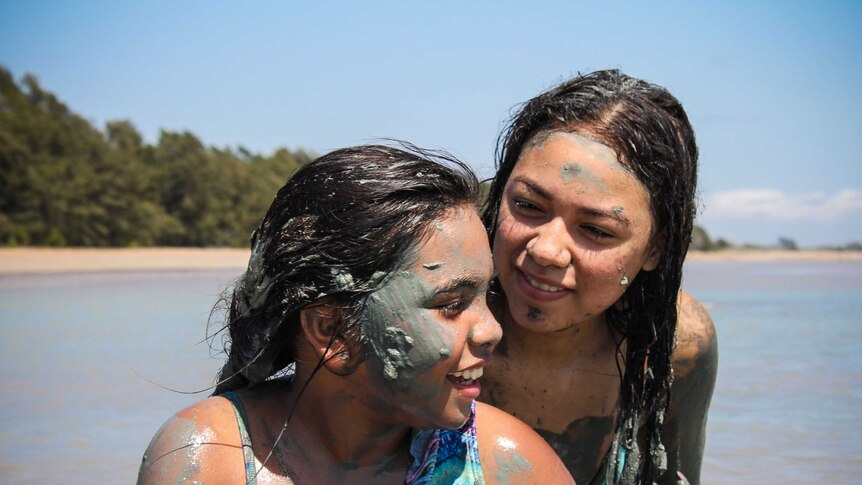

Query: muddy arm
left=659, top=291, right=719, bottom=485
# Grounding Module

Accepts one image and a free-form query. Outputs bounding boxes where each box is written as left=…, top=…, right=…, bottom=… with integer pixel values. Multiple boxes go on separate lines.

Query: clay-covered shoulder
left=659, top=291, right=719, bottom=484
left=137, top=396, right=246, bottom=485
left=475, top=402, right=575, bottom=485
left=673, top=290, right=718, bottom=382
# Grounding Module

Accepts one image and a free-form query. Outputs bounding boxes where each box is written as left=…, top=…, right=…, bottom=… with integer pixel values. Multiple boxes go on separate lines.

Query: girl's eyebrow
left=510, top=177, right=551, bottom=200
left=513, top=176, right=631, bottom=227
left=580, top=207, right=631, bottom=227
left=433, top=275, right=482, bottom=295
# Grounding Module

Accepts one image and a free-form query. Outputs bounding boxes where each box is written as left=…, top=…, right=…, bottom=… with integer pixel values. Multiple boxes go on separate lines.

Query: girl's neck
left=284, top=371, right=414, bottom=473
left=500, top=309, right=620, bottom=368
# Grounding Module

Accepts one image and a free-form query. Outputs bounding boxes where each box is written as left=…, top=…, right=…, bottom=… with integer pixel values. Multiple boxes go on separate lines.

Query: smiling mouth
left=447, top=367, right=483, bottom=384
left=523, top=273, right=565, bottom=292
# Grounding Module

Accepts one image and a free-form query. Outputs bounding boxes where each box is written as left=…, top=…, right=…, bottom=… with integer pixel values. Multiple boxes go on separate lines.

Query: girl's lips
left=447, top=375, right=481, bottom=399
left=516, top=270, right=570, bottom=302
left=448, top=366, right=484, bottom=380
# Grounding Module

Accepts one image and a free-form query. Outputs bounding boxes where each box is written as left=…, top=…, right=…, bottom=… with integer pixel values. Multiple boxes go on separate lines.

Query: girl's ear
left=299, top=303, right=358, bottom=373
left=642, top=231, right=667, bottom=272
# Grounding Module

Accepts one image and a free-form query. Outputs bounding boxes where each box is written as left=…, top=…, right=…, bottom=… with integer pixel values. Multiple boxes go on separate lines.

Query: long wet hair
left=212, top=143, right=479, bottom=395
left=483, top=70, right=698, bottom=484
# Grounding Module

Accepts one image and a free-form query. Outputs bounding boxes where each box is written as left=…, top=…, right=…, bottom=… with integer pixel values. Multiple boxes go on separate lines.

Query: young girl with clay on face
left=137, top=145, right=574, bottom=485
left=480, top=70, right=718, bottom=485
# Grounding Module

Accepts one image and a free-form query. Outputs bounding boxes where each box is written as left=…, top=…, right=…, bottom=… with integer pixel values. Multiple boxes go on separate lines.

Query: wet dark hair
left=483, top=70, right=698, bottom=484
left=213, top=143, right=479, bottom=395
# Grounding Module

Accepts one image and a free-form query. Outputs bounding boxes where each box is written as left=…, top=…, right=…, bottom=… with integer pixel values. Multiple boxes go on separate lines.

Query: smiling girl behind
left=137, top=144, right=573, bottom=485
left=481, top=70, right=718, bottom=485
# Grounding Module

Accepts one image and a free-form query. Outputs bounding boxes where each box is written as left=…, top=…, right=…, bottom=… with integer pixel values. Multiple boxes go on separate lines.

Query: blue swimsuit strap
left=222, top=391, right=259, bottom=485
left=600, top=446, right=628, bottom=485
left=406, top=401, right=485, bottom=484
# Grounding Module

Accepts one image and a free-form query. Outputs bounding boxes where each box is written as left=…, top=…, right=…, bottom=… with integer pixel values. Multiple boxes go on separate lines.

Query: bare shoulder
left=475, top=402, right=575, bottom=485
left=673, top=290, right=718, bottom=380
left=137, top=396, right=246, bottom=485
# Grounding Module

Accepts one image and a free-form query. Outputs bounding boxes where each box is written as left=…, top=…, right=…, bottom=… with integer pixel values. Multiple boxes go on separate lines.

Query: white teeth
left=525, top=275, right=564, bottom=292
left=449, top=367, right=484, bottom=380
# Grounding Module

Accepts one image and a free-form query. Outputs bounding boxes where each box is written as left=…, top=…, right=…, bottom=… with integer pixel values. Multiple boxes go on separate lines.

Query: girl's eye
left=513, top=199, right=541, bottom=212
left=438, top=299, right=468, bottom=318
left=582, top=225, right=613, bottom=239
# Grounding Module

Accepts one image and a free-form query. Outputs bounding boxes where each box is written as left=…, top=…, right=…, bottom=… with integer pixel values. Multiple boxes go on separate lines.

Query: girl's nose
left=468, top=305, right=503, bottom=355
left=526, top=219, right=572, bottom=268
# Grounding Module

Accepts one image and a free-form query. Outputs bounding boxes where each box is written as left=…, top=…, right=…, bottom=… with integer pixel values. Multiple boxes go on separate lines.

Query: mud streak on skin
left=535, top=415, right=614, bottom=485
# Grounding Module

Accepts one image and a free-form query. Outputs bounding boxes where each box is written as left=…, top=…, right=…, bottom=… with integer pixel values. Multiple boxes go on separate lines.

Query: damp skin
left=492, top=130, right=661, bottom=334
left=492, top=436, right=535, bottom=483
left=138, top=414, right=209, bottom=484
left=359, top=206, right=500, bottom=430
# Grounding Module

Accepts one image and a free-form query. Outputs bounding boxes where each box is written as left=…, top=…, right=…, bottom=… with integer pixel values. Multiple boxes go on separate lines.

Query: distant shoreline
left=1, top=247, right=861, bottom=275
left=685, top=249, right=862, bottom=261
left=0, top=247, right=250, bottom=274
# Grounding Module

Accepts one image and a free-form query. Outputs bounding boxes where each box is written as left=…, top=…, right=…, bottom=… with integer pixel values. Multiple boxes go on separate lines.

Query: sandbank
left=1, top=247, right=861, bottom=275
left=685, top=249, right=862, bottom=261
left=0, top=247, right=250, bottom=274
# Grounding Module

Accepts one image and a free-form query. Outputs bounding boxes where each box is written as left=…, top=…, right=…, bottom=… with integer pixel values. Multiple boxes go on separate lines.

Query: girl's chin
left=442, top=407, right=472, bottom=430
left=433, top=397, right=474, bottom=430
left=508, top=302, right=573, bottom=333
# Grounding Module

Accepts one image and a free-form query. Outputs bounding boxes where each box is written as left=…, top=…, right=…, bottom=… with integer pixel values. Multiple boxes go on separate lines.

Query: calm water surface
left=685, top=260, right=862, bottom=484
left=1, top=260, right=860, bottom=483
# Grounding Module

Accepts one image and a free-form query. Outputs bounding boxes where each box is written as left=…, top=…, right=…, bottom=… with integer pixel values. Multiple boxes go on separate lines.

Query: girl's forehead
left=516, top=134, right=640, bottom=189
left=521, top=131, right=621, bottom=168
left=510, top=131, right=654, bottom=224
left=404, top=208, right=491, bottom=276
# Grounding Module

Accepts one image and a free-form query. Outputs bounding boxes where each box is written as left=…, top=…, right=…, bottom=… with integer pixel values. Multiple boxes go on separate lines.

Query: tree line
left=2, top=66, right=732, bottom=250
left=0, top=67, right=312, bottom=247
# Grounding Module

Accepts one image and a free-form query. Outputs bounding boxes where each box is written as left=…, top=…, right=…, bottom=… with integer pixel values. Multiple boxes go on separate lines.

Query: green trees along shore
left=0, top=68, right=312, bottom=247
left=2, top=66, right=738, bottom=250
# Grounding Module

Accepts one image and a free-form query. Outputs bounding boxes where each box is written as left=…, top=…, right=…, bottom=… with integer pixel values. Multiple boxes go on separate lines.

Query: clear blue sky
left=2, top=1, right=860, bottom=247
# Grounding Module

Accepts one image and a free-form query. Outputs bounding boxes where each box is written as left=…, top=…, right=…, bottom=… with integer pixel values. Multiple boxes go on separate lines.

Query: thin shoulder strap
left=222, top=392, right=259, bottom=485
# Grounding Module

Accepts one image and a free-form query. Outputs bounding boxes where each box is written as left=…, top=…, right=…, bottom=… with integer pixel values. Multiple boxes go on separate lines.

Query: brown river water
left=1, top=260, right=860, bottom=483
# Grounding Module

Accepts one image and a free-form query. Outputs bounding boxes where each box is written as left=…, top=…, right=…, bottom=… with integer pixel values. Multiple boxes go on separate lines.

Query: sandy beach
left=0, top=247, right=860, bottom=274
left=0, top=247, right=251, bottom=274
left=685, top=249, right=862, bottom=261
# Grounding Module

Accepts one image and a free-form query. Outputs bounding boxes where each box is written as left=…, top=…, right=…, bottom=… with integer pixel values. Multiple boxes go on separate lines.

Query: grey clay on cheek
left=361, top=271, right=454, bottom=391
